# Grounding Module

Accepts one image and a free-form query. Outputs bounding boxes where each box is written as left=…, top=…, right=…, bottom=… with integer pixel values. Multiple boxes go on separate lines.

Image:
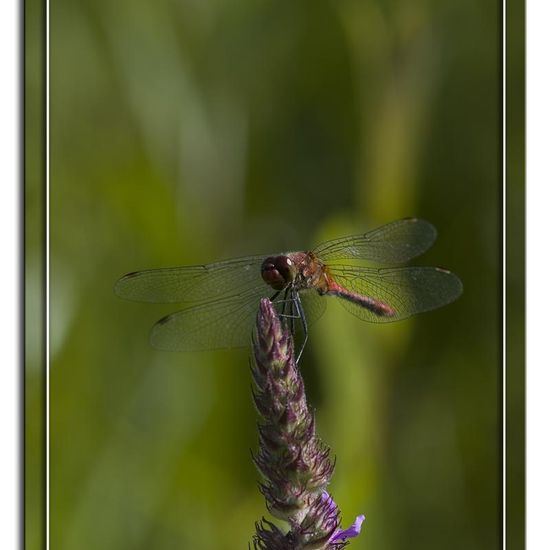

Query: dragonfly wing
left=328, top=265, right=463, bottom=322
left=150, top=288, right=270, bottom=351
left=298, top=288, right=327, bottom=325
left=114, top=255, right=266, bottom=303
left=313, top=218, right=437, bottom=264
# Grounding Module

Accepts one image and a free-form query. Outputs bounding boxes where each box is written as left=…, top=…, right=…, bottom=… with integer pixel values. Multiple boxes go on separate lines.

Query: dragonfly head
left=261, top=255, right=296, bottom=290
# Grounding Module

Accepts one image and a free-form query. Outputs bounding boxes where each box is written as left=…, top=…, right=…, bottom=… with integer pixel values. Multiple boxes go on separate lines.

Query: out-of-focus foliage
left=28, top=0, right=507, bottom=548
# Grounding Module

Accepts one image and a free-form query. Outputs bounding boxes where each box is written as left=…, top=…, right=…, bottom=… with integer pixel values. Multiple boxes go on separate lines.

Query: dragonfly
left=115, top=218, right=463, bottom=359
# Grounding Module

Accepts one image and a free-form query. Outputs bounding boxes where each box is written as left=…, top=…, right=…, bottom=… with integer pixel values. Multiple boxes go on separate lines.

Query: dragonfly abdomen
left=326, top=281, right=395, bottom=317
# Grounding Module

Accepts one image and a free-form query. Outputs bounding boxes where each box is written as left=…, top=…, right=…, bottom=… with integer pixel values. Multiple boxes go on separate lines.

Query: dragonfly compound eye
left=261, top=255, right=294, bottom=290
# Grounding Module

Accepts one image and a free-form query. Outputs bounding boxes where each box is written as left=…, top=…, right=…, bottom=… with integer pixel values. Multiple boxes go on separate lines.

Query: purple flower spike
left=251, top=299, right=366, bottom=549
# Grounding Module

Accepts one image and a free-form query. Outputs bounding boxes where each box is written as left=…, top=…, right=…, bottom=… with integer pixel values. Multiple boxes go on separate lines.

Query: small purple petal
left=320, top=491, right=366, bottom=543
left=330, top=514, right=366, bottom=543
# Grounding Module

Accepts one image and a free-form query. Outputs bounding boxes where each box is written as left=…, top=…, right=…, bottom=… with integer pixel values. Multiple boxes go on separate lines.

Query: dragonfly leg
left=293, top=291, right=308, bottom=364
left=285, top=289, right=296, bottom=335
left=270, top=289, right=300, bottom=340
left=279, top=288, right=297, bottom=335
left=270, top=289, right=289, bottom=328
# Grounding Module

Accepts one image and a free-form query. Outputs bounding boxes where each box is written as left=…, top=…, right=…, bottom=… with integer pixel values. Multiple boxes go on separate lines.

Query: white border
left=0, top=0, right=20, bottom=546
left=526, top=2, right=550, bottom=549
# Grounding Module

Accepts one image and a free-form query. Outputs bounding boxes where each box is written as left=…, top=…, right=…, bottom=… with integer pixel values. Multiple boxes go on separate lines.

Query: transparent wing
left=150, top=287, right=329, bottom=352
left=299, top=288, right=328, bottom=325
left=313, top=218, right=437, bottom=264
left=114, top=255, right=267, bottom=303
left=150, top=288, right=271, bottom=351
left=328, top=265, right=463, bottom=323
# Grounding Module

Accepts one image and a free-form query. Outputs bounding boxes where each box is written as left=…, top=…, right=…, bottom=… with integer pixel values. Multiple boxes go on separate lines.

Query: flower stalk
left=251, top=299, right=365, bottom=549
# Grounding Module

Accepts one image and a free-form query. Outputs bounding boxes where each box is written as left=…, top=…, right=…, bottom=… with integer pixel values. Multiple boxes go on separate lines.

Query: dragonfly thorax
left=261, top=255, right=297, bottom=291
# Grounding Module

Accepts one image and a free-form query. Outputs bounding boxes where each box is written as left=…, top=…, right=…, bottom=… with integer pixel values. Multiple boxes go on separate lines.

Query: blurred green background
left=27, top=0, right=506, bottom=548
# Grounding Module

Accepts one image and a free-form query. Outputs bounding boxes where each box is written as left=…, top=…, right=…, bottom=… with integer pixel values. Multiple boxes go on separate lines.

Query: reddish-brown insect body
left=262, top=250, right=395, bottom=317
